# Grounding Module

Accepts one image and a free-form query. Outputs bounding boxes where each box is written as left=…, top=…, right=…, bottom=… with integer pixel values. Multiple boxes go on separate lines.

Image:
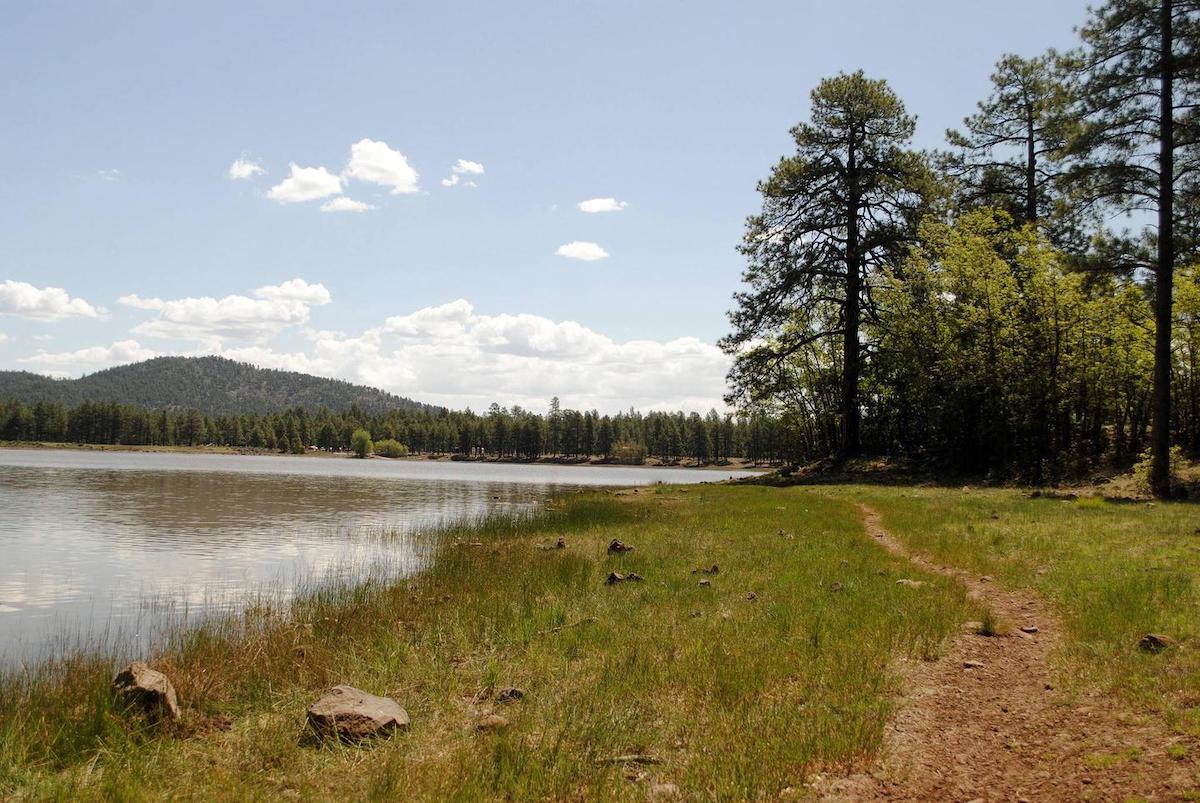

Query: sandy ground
left=813, top=505, right=1200, bottom=802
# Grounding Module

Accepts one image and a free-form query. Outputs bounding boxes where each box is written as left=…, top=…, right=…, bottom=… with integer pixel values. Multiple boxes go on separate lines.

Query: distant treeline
left=0, top=397, right=797, bottom=465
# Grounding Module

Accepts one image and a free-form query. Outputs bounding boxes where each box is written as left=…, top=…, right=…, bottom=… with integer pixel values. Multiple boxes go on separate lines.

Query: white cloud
left=0, top=333, right=8, bottom=343
left=343, top=138, right=420, bottom=195
left=578, top=197, right=627, bottom=213
left=441, top=159, right=484, bottom=189
left=306, top=300, right=729, bottom=412
left=252, top=278, right=332, bottom=305
left=0, top=280, right=105, bottom=321
left=228, top=158, right=266, bottom=180
left=556, top=241, right=609, bottom=262
left=21, top=339, right=158, bottom=368
left=21, top=296, right=730, bottom=412
left=118, top=279, right=330, bottom=345
left=320, top=197, right=375, bottom=213
left=97, top=169, right=121, bottom=182
left=452, top=159, right=484, bottom=175
left=266, top=163, right=343, bottom=204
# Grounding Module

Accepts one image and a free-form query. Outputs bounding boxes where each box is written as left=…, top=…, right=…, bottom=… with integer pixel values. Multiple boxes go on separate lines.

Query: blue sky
left=0, top=0, right=1090, bottom=412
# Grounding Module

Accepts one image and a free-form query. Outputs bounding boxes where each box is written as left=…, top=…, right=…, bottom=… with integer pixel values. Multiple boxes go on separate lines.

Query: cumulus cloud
left=452, top=159, right=484, bottom=175
left=440, top=159, right=483, bottom=188
left=343, top=138, right=420, bottom=195
left=0, top=280, right=105, bottom=321
left=440, top=174, right=478, bottom=189
left=309, top=300, right=729, bottom=411
left=320, top=197, right=375, bottom=212
left=117, top=279, right=330, bottom=345
left=578, top=197, right=627, bottom=213
left=25, top=287, right=730, bottom=410
left=228, top=158, right=266, bottom=180
left=251, top=278, right=332, bottom=305
left=21, top=339, right=157, bottom=368
left=555, top=241, right=609, bottom=262
left=266, top=163, right=343, bottom=203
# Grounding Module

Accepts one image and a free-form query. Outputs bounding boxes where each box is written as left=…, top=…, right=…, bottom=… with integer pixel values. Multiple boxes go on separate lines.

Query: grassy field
left=836, top=485, right=1200, bottom=738
left=1, top=481, right=1196, bottom=800
left=0, top=485, right=970, bottom=801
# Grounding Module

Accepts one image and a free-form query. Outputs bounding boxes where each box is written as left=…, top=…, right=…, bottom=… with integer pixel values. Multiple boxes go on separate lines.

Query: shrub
left=350, top=429, right=373, bottom=458
left=613, top=440, right=647, bottom=465
left=1132, top=445, right=1186, bottom=494
left=374, top=438, right=409, bottom=458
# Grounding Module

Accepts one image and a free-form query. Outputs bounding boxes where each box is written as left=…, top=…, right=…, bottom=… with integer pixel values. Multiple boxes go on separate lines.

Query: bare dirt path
left=814, top=504, right=1199, bottom=802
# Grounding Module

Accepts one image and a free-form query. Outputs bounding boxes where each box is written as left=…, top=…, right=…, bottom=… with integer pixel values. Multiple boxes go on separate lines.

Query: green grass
left=0, top=485, right=970, bottom=801
left=830, top=485, right=1200, bottom=736
left=7, top=481, right=1194, bottom=800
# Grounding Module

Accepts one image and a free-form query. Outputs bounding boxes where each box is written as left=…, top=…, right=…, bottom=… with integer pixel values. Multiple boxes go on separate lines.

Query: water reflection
left=0, top=449, right=756, bottom=662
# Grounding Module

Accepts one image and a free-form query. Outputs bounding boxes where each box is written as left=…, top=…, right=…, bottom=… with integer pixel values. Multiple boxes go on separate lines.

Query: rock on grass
left=306, top=685, right=409, bottom=742
left=112, top=661, right=181, bottom=723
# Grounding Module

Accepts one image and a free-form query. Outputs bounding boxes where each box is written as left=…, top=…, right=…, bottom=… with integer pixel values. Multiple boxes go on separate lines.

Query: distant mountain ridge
left=0, top=356, right=436, bottom=416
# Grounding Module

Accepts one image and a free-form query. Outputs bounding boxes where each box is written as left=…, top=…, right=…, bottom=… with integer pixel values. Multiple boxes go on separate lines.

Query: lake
left=0, top=448, right=757, bottom=664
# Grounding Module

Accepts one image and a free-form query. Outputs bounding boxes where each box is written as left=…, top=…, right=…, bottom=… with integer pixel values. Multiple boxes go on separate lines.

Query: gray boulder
left=306, top=685, right=409, bottom=741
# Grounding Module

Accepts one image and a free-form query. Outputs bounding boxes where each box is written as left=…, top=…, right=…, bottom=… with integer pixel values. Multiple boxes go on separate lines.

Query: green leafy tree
left=350, top=428, right=373, bottom=458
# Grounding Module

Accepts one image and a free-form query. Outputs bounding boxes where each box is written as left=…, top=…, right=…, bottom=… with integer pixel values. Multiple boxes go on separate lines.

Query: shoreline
left=0, top=440, right=774, bottom=472
left=0, top=483, right=1194, bottom=798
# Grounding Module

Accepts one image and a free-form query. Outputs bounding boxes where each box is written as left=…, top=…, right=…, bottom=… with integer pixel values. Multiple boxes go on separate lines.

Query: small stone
left=555, top=537, right=566, bottom=549
left=744, top=591, right=758, bottom=601
left=896, top=579, right=925, bottom=588
left=829, top=582, right=843, bottom=592
left=627, top=572, right=645, bottom=582
left=963, top=660, right=985, bottom=670
left=306, top=685, right=408, bottom=741
left=649, top=782, right=680, bottom=799
left=689, top=610, right=703, bottom=618
left=1021, top=626, right=1040, bottom=634
left=495, top=687, right=525, bottom=704
left=692, top=564, right=720, bottom=575
left=607, top=539, right=634, bottom=554
left=1139, top=633, right=1176, bottom=653
left=606, top=572, right=627, bottom=585
left=112, top=661, right=181, bottom=723
left=476, top=713, right=509, bottom=731
left=980, top=575, right=994, bottom=582
left=698, top=579, right=711, bottom=588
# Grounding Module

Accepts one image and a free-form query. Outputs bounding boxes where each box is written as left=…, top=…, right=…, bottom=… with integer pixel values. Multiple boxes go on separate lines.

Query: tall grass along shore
left=2, top=483, right=1197, bottom=799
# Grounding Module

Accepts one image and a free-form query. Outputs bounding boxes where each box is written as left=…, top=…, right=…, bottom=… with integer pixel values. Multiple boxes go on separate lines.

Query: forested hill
left=0, top=357, right=435, bottom=416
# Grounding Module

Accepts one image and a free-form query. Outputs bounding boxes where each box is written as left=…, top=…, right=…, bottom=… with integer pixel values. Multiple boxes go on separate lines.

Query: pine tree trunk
left=1151, top=0, right=1175, bottom=497
left=1026, top=106, right=1038, bottom=224
left=841, top=142, right=862, bottom=459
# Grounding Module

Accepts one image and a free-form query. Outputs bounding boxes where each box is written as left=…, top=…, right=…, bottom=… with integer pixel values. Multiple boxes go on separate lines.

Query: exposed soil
left=814, top=505, right=1200, bottom=802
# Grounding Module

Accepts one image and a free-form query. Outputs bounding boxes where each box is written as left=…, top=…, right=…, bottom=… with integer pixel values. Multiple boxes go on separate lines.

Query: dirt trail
left=815, top=504, right=1199, bottom=802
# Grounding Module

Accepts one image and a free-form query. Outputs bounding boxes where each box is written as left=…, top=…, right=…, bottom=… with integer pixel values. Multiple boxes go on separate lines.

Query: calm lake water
left=0, top=448, right=756, bottom=663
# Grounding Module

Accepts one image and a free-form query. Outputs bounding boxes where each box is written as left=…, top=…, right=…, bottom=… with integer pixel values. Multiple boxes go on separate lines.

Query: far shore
left=0, top=440, right=774, bottom=472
